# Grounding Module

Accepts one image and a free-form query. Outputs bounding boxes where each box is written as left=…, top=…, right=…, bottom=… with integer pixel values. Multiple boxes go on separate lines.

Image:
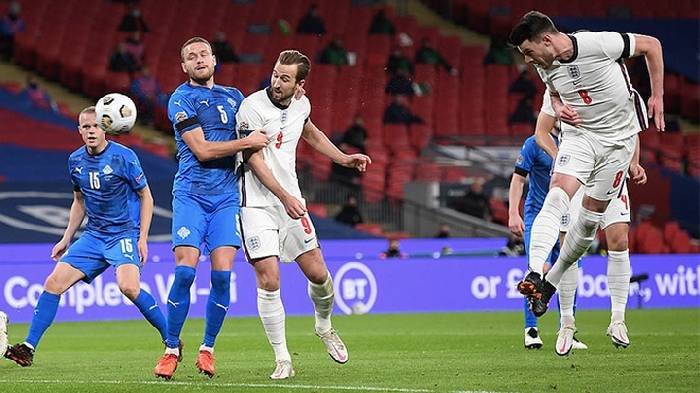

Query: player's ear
left=181, top=62, right=187, bottom=74
left=212, top=54, right=217, bottom=67
left=297, top=79, right=306, bottom=89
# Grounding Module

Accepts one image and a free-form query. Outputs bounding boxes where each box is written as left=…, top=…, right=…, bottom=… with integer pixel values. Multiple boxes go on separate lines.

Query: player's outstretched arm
left=51, top=191, right=86, bottom=261
left=182, top=127, right=269, bottom=162
left=302, top=120, right=371, bottom=172
left=136, top=185, right=154, bottom=264
left=534, top=111, right=558, bottom=159
left=508, top=173, right=526, bottom=237
left=633, top=34, right=665, bottom=132
left=247, top=150, right=307, bottom=219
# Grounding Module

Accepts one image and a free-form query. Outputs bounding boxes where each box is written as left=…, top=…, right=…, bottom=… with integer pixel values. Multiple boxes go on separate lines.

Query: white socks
left=548, top=207, right=603, bottom=287
left=257, top=288, right=291, bottom=362
left=308, top=273, right=334, bottom=334
left=529, top=187, right=570, bottom=275
left=558, top=262, right=578, bottom=326
left=607, top=250, right=631, bottom=323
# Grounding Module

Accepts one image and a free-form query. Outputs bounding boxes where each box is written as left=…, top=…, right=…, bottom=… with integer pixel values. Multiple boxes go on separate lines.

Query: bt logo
left=333, top=262, right=377, bottom=315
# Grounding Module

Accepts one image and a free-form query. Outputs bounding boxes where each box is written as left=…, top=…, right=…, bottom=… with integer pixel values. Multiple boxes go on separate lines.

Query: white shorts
left=554, top=132, right=636, bottom=201
left=560, top=181, right=631, bottom=232
left=240, top=205, right=320, bottom=263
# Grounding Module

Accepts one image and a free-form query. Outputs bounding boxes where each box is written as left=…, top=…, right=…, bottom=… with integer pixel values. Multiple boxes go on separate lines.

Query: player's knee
left=119, top=282, right=141, bottom=301
left=606, top=230, right=629, bottom=251
left=306, top=269, right=328, bottom=285
left=578, top=208, right=603, bottom=232
left=256, top=270, right=280, bottom=291
left=44, top=274, right=69, bottom=294
left=545, top=187, right=570, bottom=207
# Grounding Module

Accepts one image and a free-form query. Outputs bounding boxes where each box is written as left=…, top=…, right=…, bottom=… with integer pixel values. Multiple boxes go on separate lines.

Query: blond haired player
left=236, top=50, right=371, bottom=379
left=509, top=11, right=663, bottom=333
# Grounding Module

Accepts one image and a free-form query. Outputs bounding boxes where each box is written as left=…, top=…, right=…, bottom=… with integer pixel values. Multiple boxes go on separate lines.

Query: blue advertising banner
left=1, top=242, right=698, bottom=323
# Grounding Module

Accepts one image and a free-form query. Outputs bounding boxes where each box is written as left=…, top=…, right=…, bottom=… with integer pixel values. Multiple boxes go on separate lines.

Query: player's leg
left=156, top=193, right=204, bottom=378
left=0, top=311, right=7, bottom=358
left=518, top=137, right=591, bottom=316
left=194, top=195, right=240, bottom=377
left=603, top=195, right=632, bottom=348
left=291, top=214, right=348, bottom=364
left=522, top=225, right=541, bottom=349
left=548, top=137, right=635, bottom=292
left=114, top=262, right=167, bottom=342
left=242, top=206, right=294, bottom=379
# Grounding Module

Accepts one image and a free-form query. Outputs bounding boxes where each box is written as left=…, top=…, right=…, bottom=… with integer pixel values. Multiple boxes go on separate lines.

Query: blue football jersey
left=514, top=135, right=559, bottom=226
left=68, top=142, right=147, bottom=236
left=168, top=82, right=244, bottom=196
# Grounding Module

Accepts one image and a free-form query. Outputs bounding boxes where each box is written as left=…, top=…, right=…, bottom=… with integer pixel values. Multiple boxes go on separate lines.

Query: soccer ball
left=95, top=93, right=137, bottom=134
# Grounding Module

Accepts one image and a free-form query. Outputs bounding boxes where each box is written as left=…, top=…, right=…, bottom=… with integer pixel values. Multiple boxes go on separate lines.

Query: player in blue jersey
left=153, top=37, right=269, bottom=379
left=508, top=96, right=586, bottom=351
left=4, top=106, right=167, bottom=367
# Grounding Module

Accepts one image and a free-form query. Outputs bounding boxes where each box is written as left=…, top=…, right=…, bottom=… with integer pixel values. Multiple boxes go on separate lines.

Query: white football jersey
left=535, top=32, right=648, bottom=146
left=235, top=89, right=311, bottom=207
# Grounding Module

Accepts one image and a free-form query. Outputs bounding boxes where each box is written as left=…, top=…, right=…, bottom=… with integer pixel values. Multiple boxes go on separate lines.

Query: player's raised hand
left=50, top=238, right=69, bottom=262
left=341, top=154, right=372, bottom=172
left=138, top=237, right=148, bottom=266
left=629, top=163, right=647, bottom=185
left=281, top=194, right=307, bottom=219
left=556, top=104, right=582, bottom=126
left=647, top=95, right=665, bottom=132
left=245, top=129, right=269, bottom=150
left=508, top=213, right=525, bottom=238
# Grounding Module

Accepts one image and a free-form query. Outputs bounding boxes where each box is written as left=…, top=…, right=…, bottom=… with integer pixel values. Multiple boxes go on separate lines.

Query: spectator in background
left=123, top=32, right=145, bottom=69
left=380, top=238, right=407, bottom=259
left=415, top=38, right=456, bottom=75
left=109, top=43, right=139, bottom=73
left=458, top=180, right=491, bottom=220
left=21, top=76, right=58, bottom=112
left=484, top=36, right=513, bottom=65
left=297, top=4, right=326, bottom=35
left=335, top=195, right=363, bottom=227
left=212, top=32, right=240, bottom=63
left=385, top=68, right=415, bottom=96
left=0, top=1, right=24, bottom=60
left=498, top=234, right=526, bottom=256
left=119, top=4, right=149, bottom=33
left=340, top=116, right=367, bottom=152
left=508, top=69, right=537, bottom=99
left=319, top=37, right=348, bottom=66
left=369, top=9, right=395, bottom=35
left=130, top=66, right=166, bottom=126
left=383, top=95, right=423, bottom=125
left=386, top=47, right=414, bottom=75
left=435, top=223, right=451, bottom=238
left=509, top=96, right=536, bottom=124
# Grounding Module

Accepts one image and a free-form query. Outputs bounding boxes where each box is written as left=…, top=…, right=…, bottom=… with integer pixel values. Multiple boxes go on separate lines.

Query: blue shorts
left=60, top=231, right=140, bottom=283
left=172, top=192, right=241, bottom=254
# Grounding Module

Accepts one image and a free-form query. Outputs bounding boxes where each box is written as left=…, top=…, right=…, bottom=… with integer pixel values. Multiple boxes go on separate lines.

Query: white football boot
left=524, top=327, right=543, bottom=349
left=572, top=335, right=588, bottom=350
left=317, top=328, right=349, bottom=363
left=270, top=360, right=295, bottom=380
left=555, top=325, right=576, bottom=356
left=607, top=321, right=630, bottom=348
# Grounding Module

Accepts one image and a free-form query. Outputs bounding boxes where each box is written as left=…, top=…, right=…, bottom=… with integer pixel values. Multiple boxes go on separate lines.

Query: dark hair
left=181, top=37, right=212, bottom=61
left=277, top=49, right=311, bottom=82
left=508, top=11, right=558, bottom=47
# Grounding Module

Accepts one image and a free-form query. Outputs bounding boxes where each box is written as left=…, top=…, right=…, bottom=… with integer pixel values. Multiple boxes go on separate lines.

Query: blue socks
left=166, top=265, right=196, bottom=348
left=524, top=298, right=538, bottom=329
left=133, top=290, right=168, bottom=342
left=26, top=291, right=60, bottom=349
left=203, top=270, right=231, bottom=348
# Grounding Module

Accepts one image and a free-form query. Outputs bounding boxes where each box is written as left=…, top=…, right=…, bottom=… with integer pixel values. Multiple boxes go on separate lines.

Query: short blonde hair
left=181, top=37, right=212, bottom=61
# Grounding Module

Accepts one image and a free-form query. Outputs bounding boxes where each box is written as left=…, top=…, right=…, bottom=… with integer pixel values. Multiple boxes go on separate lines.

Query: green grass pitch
left=1, top=309, right=698, bottom=393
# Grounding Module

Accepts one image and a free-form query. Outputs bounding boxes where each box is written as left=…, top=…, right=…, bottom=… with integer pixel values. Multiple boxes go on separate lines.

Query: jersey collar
left=559, top=34, right=579, bottom=64
left=85, top=141, right=111, bottom=157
